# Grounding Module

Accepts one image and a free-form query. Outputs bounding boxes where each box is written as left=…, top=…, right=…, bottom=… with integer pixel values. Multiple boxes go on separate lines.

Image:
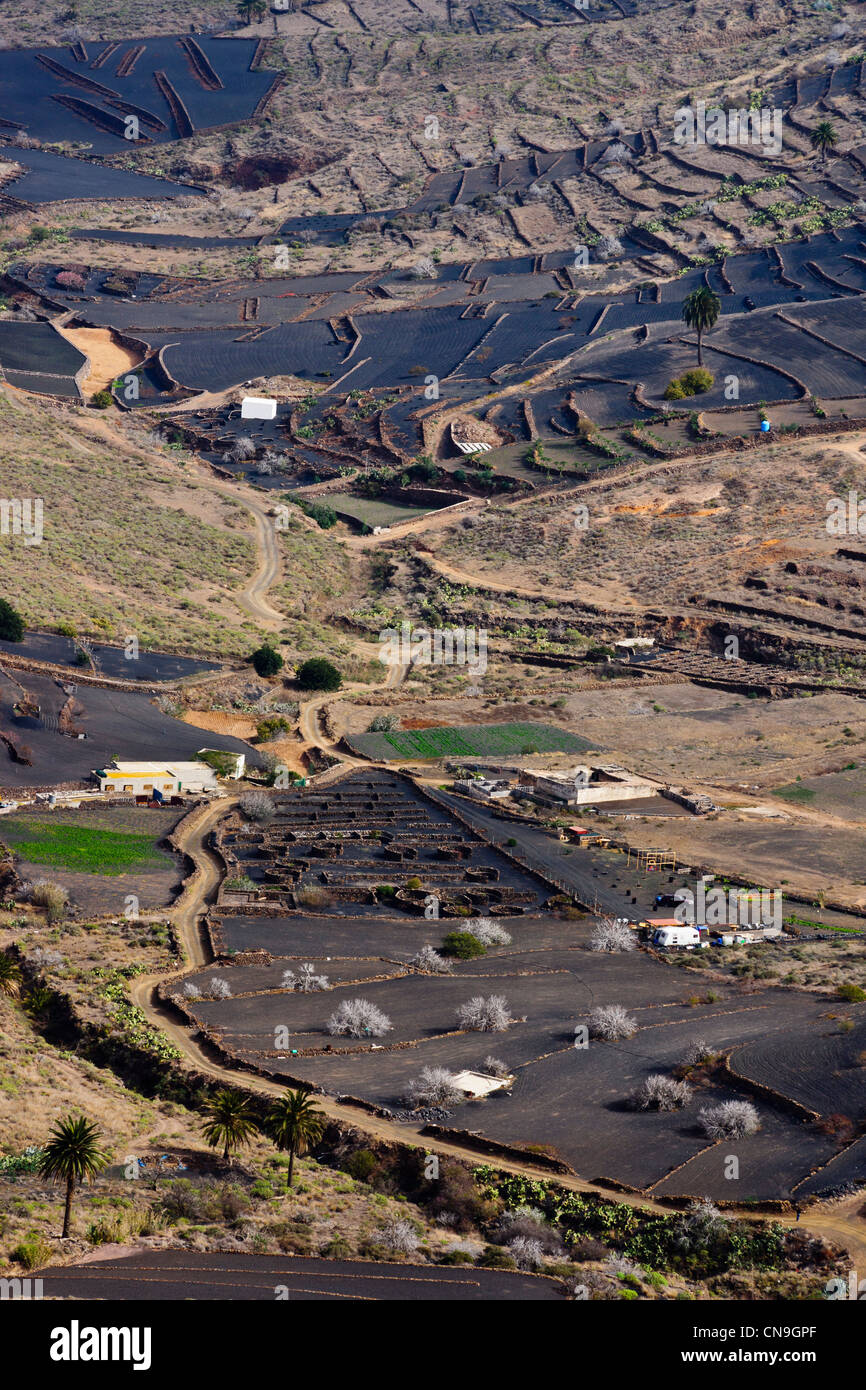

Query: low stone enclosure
left=212, top=769, right=546, bottom=918
left=164, top=768, right=866, bottom=1203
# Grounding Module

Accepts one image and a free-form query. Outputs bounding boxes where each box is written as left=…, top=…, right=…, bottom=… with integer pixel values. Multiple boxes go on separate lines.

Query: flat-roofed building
left=93, top=760, right=219, bottom=796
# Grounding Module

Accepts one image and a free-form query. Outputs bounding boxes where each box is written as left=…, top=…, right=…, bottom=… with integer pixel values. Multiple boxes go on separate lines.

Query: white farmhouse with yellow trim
left=94, top=760, right=220, bottom=797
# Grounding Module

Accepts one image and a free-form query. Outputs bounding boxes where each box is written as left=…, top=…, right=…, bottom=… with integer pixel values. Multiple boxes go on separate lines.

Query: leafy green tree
left=266, top=1089, right=325, bottom=1189
left=0, top=598, right=24, bottom=642
left=810, top=120, right=838, bottom=165
left=38, top=1115, right=110, bottom=1238
left=251, top=644, right=284, bottom=677
left=202, top=1090, right=258, bottom=1165
left=295, top=657, right=342, bottom=691
left=681, top=286, right=721, bottom=368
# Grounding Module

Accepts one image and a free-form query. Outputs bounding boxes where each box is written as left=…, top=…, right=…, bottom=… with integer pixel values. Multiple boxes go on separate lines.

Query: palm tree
left=39, top=1115, right=110, bottom=1238
left=681, top=285, right=721, bottom=368
left=237, top=0, right=267, bottom=23
left=266, top=1089, right=325, bottom=1189
left=202, top=1090, right=258, bottom=1165
left=810, top=120, right=838, bottom=165
left=0, top=952, right=22, bottom=998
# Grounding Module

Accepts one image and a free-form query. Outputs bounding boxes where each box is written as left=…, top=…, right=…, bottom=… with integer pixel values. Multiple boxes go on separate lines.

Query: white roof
left=100, top=762, right=216, bottom=778
left=451, top=1070, right=512, bottom=1097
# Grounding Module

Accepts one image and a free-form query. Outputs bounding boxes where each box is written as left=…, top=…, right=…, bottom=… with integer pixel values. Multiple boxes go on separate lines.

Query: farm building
left=517, top=763, right=656, bottom=807
left=93, top=760, right=220, bottom=796
left=241, top=396, right=277, bottom=420
left=452, top=777, right=511, bottom=801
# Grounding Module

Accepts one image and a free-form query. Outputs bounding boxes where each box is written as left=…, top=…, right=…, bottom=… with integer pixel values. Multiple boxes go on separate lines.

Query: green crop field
left=1, top=820, right=167, bottom=875
left=347, top=721, right=594, bottom=761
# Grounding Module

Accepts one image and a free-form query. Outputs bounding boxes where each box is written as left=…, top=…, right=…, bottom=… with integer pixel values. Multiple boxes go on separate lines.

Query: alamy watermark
left=674, top=881, right=783, bottom=930
left=379, top=620, right=487, bottom=677
left=0, top=497, right=43, bottom=546
left=674, top=101, right=783, bottom=157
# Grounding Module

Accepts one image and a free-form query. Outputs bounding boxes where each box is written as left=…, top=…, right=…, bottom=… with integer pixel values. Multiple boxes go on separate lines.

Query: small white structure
left=453, top=777, right=511, bottom=801
left=455, top=439, right=491, bottom=454
left=94, top=760, right=220, bottom=796
left=241, top=396, right=277, bottom=421
left=653, top=925, right=706, bottom=950
left=451, top=1070, right=512, bottom=1098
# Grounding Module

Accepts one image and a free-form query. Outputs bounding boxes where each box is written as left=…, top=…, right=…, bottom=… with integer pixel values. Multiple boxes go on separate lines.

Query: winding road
left=101, top=417, right=865, bottom=1276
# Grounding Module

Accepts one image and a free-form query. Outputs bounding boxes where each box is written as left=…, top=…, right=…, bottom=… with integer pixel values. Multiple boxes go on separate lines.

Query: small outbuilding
left=241, top=396, right=277, bottom=420
left=450, top=1070, right=512, bottom=1098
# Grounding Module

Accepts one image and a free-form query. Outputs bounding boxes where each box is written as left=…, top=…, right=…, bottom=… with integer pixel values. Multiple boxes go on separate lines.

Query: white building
left=94, top=760, right=220, bottom=797
left=241, top=396, right=277, bottom=421
left=453, top=777, right=511, bottom=801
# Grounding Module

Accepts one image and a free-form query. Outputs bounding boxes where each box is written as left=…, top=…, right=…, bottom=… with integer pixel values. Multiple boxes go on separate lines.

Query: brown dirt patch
left=55, top=326, right=141, bottom=397
left=182, top=711, right=257, bottom=740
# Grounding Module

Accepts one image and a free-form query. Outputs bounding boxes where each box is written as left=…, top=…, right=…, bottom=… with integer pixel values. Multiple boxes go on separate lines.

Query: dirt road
left=125, top=792, right=866, bottom=1275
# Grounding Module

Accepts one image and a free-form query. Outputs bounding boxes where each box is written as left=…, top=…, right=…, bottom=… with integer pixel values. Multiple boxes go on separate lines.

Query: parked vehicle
left=652, top=925, right=706, bottom=950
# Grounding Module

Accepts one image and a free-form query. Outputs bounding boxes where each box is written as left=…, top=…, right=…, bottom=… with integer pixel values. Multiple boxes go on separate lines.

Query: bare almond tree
left=403, top=1067, right=462, bottom=1108
left=699, top=1100, right=760, bottom=1140
left=587, top=1004, right=637, bottom=1040
left=631, top=1074, right=692, bottom=1111
left=590, top=917, right=636, bottom=953
left=456, top=994, right=511, bottom=1032
left=327, top=998, right=392, bottom=1038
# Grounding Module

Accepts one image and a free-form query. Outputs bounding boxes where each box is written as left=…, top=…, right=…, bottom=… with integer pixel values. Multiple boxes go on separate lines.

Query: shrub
left=182, top=981, right=201, bottom=1000
left=586, top=1004, right=637, bottom=1041
left=55, top=270, right=86, bottom=289
left=282, top=964, right=329, bottom=992
left=478, top=1245, right=517, bottom=1269
left=682, top=1038, right=714, bottom=1065
left=404, top=1066, right=463, bottom=1108
left=590, top=918, right=636, bottom=953
left=10, top=1237, right=52, bottom=1269
left=296, top=658, right=342, bottom=691
left=204, top=976, right=232, bottom=1000
left=256, top=716, right=291, bottom=743
left=508, top=1235, right=544, bottom=1270
left=632, top=1074, right=692, bottom=1111
left=456, top=994, right=511, bottom=1032
left=410, top=945, right=452, bottom=974
left=698, top=1100, right=760, bottom=1140
left=297, top=500, right=337, bottom=529
left=466, top=918, right=512, bottom=947
left=30, top=879, right=68, bottom=923
left=0, top=598, right=24, bottom=642
left=91, top=389, right=113, bottom=409
left=441, top=930, right=486, bottom=959
left=679, top=367, right=714, bottom=394
left=250, top=644, right=283, bottom=677
left=664, top=379, right=688, bottom=400
left=378, top=1217, right=420, bottom=1255
left=368, top=714, right=398, bottom=732
left=481, top=1056, right=510, bottom=1078
left=342, top=1148, right=377, bottom=1182
left=239, top=791, right=275, bottom=823
left=327, top=998, right=392, bottom=1038
left=836, top=983, right=866, bottom=1002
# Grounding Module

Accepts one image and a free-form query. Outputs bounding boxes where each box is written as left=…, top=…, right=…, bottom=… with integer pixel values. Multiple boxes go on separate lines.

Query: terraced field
left=347, top=720, right=595, bottom=760
left=171, top=769, right=866, bottom=1202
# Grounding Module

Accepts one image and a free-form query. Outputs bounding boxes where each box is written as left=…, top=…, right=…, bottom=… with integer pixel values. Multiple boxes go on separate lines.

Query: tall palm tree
left=202, top=1090, right=258, bottom=1165
left=810, top=120, right=838, bottom=165
left=0, top=952, right=22, bottom=998
left=266, top=1089, right=325, bottom=1189
left=39, top=1115, right=110, bottom=1238
left=681, top=285, right=721, bottom=368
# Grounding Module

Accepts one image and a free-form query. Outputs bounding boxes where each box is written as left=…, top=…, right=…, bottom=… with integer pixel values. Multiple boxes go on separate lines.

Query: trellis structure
left=626, top=847, right=677, bottom=873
